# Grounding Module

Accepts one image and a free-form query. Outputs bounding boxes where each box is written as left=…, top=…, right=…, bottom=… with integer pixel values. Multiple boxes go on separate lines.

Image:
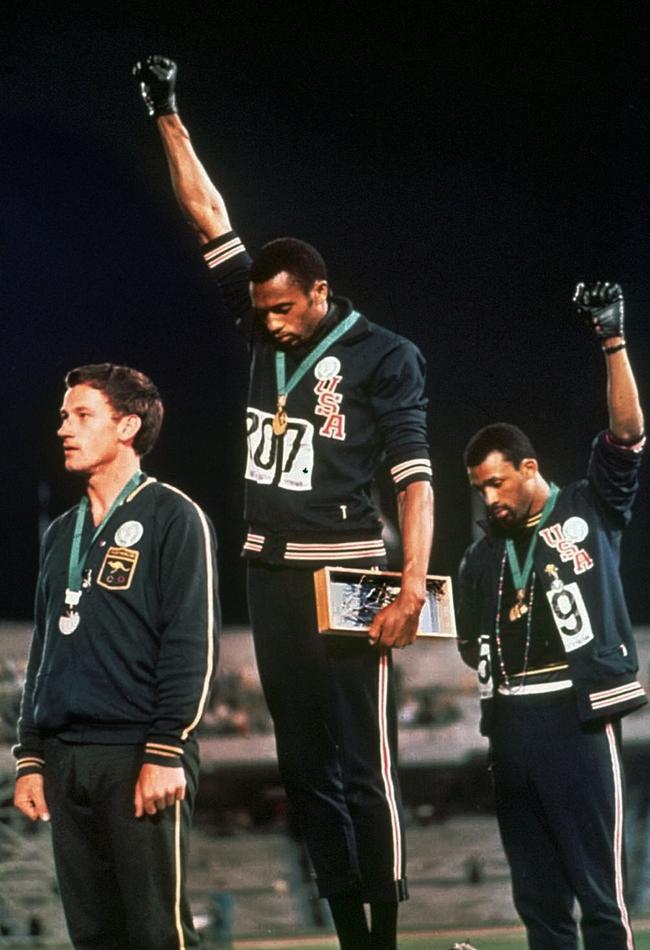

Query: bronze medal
left=509, top=589, right=528, bottom=623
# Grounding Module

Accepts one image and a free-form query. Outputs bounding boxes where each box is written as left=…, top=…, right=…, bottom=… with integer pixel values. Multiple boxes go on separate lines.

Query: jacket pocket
left=593, top=642, right=634, bottom=673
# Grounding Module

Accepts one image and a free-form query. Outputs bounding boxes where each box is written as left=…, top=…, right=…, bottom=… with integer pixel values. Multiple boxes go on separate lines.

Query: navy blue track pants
left=247, top=561, right=408, bottom=902
left=43, top=737, right=200, bottom=950
left=491, top=692, right=635, bottom=950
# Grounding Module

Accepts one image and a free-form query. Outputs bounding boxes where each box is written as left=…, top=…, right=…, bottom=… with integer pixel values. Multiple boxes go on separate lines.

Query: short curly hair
left=249, top=237, right=328, bottom=295
left=463, top=423, right=537, bottom=470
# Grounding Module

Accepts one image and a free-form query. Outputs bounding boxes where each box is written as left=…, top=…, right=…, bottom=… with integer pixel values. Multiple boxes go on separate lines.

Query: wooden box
left=314, top=567, right=456, bottom=639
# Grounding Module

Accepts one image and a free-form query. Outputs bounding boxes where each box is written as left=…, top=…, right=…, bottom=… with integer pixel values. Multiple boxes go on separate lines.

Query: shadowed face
left=250, top=272, right=329, bottom=348
left=468, top=451, right=539, bottom=531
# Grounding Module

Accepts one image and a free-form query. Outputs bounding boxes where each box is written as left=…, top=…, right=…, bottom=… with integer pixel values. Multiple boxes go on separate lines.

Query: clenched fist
left=133, top=55, right=178, bottom=119
left=573, top=281, right=624, bottom=341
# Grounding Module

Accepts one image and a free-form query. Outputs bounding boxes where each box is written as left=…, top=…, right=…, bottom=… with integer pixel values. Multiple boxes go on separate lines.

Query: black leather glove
left=573, top=281, right=625, bottom=341
left=133, top=55, right=178, bottom=118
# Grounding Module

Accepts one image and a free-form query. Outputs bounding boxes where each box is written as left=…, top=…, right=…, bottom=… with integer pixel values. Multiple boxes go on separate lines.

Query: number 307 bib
left=546, top=581, right=594, bottom=652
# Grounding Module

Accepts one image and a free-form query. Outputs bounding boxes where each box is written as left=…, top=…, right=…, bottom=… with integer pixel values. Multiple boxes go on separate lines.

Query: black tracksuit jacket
left=202, top=231, right=433, bottom=564
left=457, top=431, right=647, bottom=735
left=14, top=477, right=220, bottom=775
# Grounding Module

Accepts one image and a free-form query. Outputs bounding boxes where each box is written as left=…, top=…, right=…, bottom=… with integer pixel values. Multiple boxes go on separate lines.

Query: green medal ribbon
left=504, top=483, right=560, bottom=591
left=65, top=471, right=143, bottom=601
left=273, top=310, right=360, bottom=434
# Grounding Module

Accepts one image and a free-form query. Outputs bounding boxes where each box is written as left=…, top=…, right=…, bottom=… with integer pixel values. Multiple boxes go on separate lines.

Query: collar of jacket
left=291, top=295, right=369, bottom=358
left=475, top=513, right=549, bottom=547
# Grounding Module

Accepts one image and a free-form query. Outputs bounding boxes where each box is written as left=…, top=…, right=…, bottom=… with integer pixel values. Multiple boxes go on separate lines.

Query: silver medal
left=59, top=588, right=82, bottom=634
left=59, top=612, right=80, bottom=635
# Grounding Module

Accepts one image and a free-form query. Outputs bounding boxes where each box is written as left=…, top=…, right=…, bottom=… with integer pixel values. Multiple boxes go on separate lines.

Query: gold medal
left=272, top=395, right=287, bottom=436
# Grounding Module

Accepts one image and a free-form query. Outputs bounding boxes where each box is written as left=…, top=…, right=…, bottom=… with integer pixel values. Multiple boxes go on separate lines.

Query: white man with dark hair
left=14, top=363, right=220, bottom=950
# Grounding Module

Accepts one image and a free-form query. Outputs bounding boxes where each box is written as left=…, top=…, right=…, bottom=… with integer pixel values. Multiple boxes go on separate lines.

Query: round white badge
left=562, top=517, right=588, bottom=544
left=114, top=520, right=144, bottom=547
left=314, top=356, right=341, bottom=380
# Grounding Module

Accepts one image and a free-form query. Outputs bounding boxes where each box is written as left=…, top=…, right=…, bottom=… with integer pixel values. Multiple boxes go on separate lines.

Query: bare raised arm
left=134, top=56, right=231, bottom=245
left=604, top=340, right=644, bottom=443
left=573, top=281, right=644, bottom=444
left=157, top=113, right=231, bottom=244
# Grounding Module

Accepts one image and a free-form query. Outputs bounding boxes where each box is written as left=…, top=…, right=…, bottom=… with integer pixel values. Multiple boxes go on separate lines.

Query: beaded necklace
left=493, top=484, right=558, bottom=692
left=494, top=549, right=536, bottom=693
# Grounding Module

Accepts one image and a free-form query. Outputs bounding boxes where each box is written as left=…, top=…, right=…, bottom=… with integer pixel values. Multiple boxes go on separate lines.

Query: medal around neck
left=272, top=396, right=288, bottom=436
left=59, top=612, right=80, bottom=636
left=60, top=472, right=142, bottom=637
left=59, top=470, right=144, bottom=637
left=504, top=484, right=559, bottom=613
left=509, top=588, right=529, bottom=622
left=59, top=588, right=81, bottom=635
left=273, top=311, right=361, bottom=438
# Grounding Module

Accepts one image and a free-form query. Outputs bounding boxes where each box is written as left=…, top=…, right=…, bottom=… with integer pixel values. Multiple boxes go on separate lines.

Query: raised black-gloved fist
left=133, top=55, right=178, bottom=118
left=573, top=281, right=624, bottom=340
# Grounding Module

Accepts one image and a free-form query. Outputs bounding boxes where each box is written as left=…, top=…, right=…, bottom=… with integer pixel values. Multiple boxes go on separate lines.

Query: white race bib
left=477, top=635, right=493, bottom=700
left=546, top=581, right=594, bottom=652
left=245, top=408, right=314, bottom=492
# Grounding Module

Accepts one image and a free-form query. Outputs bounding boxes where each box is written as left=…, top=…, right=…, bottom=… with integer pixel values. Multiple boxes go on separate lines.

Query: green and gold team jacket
left=14, top=475, right=220, bottom=775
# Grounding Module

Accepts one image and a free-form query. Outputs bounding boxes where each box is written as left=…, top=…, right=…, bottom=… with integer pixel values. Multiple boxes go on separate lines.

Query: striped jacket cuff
left=390, top=457, right=433, bottom=489
left=143, top=739, right=184, bottom=768
left=588, top=681, right=647, bottom=712
left=15, top=755, right=45, bottom=777
left=202, top=231, right=249, bottom=273
left=243, top=531, right=265, bottom=554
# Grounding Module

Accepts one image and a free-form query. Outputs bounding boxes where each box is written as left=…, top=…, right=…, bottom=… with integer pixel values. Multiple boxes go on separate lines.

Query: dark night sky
left=2, top=1, right=649, bottom=623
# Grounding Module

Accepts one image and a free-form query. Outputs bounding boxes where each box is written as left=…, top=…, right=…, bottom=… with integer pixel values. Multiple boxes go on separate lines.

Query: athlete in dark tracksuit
left=133, top=55, right=434, bottom=950
left=14, top=364, right=220, bottom=950
left=457, top=282, right=646, bottom=950
left=203, top=231, right=431, bottom=902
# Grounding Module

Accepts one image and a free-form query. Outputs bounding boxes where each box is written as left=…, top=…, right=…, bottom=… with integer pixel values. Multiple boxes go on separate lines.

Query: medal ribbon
left=504, top=483, right=559, bottom=591
left=274, top=310, right=361, bottom=406
left=66, top=472, right=143, bottom=596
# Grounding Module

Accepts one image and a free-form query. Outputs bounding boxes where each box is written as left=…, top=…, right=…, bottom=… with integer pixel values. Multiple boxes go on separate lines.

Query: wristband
left=602, top=341, right=626, bottom=356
